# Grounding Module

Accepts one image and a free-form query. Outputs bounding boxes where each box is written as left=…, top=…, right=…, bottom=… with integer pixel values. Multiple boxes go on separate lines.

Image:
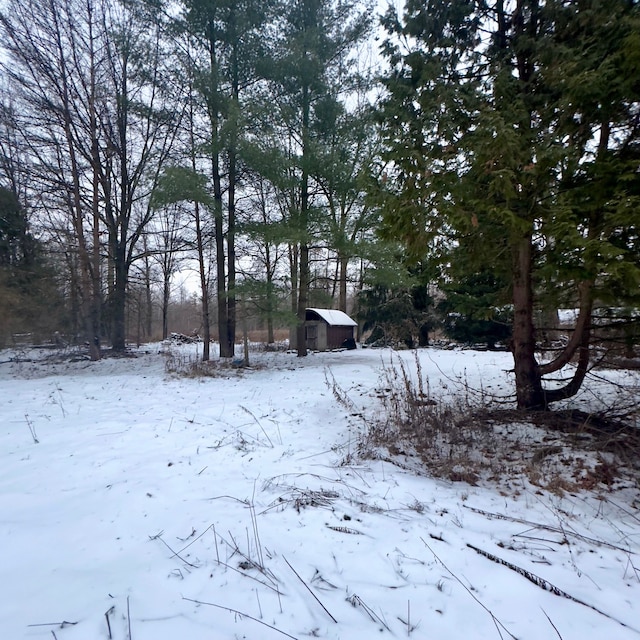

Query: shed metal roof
left=306, top=308, right=357, bottom=327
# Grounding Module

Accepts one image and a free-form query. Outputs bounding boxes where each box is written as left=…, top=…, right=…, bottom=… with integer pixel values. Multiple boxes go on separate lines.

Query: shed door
left=306, top=324, right=318, bottom=350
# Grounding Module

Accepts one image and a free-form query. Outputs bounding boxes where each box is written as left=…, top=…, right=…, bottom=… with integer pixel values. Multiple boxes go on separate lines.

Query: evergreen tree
left=177, top=0, right=279, bottom=358
left=377, top=0, right=640, bottom=409
left=314, top=99, right=380, bottom=313
left=439, top=269, right=512, bottom=350
left=265, top=0, right=373, bottom=356
left=356, top=246, right=435, bottom=348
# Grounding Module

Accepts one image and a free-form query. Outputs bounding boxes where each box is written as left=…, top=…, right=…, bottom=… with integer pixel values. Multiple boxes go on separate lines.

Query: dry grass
left=334, top=353, right=640, bottom=495
left=163, top=352, right=254, bottom=377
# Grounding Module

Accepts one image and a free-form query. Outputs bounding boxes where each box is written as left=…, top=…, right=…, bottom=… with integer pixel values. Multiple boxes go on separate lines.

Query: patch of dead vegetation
left=163, top=351, right=265, bottom=377
left=332, top=354, right=640, bottom=496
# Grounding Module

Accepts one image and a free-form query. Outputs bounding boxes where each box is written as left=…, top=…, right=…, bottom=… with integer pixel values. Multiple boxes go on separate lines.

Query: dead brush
left=164, top=352, right=208, bottom=376
left=351, top=353, right=640, bottom=491
left=325, top=368, right=360, bottom=415
left=261, top=483, right=340, bottom=515
left=164, top=351, right=252, bottom=377
left=351, top=352, right=505, bottom=484
left=350, top=353, right=590, bottom=487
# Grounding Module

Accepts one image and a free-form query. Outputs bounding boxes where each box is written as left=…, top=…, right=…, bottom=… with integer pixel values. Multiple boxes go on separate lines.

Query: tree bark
left=110, top=241, right=127, bottom=351
left=296, top=242, right=310, bottom=356
left=511, top=231, right=544, bottom=409
left=162, top=271, right=170, bottom=340
left=296, top=78, right=311, bottom=357
left=338, top=254, right=349, bottom=312
left=225, top=8, right=239, bottom=359
left=206, top=17, right=231, bottom=359
left=194, top=200, right=211, bottom=361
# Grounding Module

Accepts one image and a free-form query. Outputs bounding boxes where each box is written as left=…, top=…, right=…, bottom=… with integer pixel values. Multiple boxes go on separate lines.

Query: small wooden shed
left=305, top=308, right=357, bottom=351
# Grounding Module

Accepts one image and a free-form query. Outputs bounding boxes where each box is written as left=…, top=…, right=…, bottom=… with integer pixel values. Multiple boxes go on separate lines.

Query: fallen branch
left=182, top=597, right=298, bottom=640
left=27, top=621, right=78, bottom=628
left=217, top=556, right=280, bottom=592
left=154, top=526, right=279, bottom=592
left=175, top=524, right=214, bottom=556
left=284, top=556, right=337, bottom=624
left=467, top=543, right=640, bottom=635
left=224, top=529, right=279, bottom=587
left=421, top=539, right=517, bottom=640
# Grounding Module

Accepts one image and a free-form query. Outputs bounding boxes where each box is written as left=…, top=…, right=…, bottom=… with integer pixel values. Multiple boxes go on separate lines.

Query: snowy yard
left=0, top=343, right=639, bottom=639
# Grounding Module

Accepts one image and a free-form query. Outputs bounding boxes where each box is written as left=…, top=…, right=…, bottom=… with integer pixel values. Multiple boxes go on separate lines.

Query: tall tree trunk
left=66, top=247, right=80, bottom=338
left=338, top=254, right=348, bottom=312
left=288, top=241, right=299, bottom=349
left=194, top=200, right=211, bottom=360
left=51, top=4, right=101, bottom=360
left=206, top=18, right=230, bottom=358
left=297, top=84, right=311, bottom=358
left=110, top=40, right=130, bottom=353
left=296, top=77, right=310, bottom=357
left=296, top=243, right=310, bottom=356
left=213, top=169, right=228, bottom=356
left=143, top=239, right=153, bottom=338
left=225, top=9, right=239, bottom=359
left=88, top=0, right=102, bottom=357
left=111, top=242, right=127, bottom=351
left=511, top=231, right=544, bottom=409
left=162, top=271, right=170, bottom=340
left=265, top=243, right=275, bottom=344
left=226, top=139, right=237, bottom=358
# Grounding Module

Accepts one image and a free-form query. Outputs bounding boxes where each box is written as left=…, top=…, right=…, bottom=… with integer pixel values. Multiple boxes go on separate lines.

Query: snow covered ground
left=0, top=343, right=638, bottom=640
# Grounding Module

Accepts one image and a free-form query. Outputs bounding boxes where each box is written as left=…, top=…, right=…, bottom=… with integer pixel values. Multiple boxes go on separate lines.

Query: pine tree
left=178, top=0, right=278, bottom=358
left=266, top=0, right=373, bottom=356
left=377, top=0, right=640, bottom=409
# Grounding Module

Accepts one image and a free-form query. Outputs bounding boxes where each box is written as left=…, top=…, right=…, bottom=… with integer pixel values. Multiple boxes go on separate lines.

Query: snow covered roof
left=306, top=308, right=357, bottom=326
